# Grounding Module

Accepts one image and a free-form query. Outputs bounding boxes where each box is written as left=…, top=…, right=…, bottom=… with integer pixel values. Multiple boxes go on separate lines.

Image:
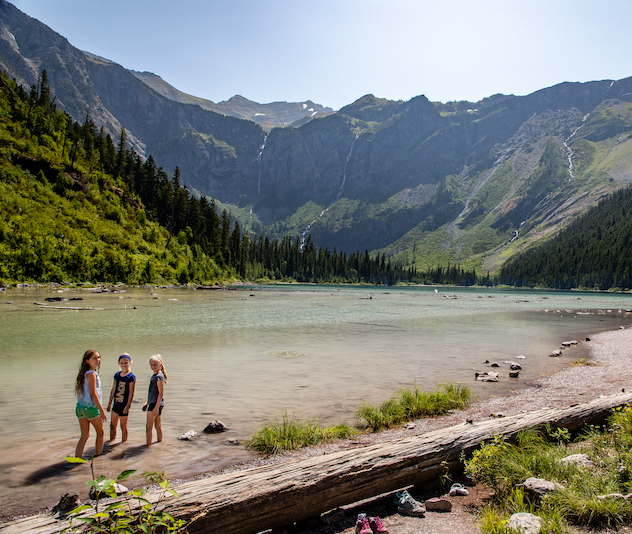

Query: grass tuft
left=246, top=412, right=356, bottom=455
left=356, top=382, right=471, bottom=432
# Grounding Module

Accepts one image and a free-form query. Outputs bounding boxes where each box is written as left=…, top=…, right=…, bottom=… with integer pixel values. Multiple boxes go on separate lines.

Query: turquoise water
left=0, top=284, right=631, bottom=517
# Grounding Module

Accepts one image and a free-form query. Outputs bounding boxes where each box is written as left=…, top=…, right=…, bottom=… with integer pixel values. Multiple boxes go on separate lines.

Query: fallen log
left=35, top=306, right=103, bottom=310
left=3, top=392, right=632, bottom=534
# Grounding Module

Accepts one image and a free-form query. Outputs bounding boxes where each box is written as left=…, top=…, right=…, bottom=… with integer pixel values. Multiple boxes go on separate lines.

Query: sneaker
left=356, top=513, right=372, bottom=534
left=369, top=516, right=389, bottom=533
left=449, top=482, right=469, bottom=496
left=395, top=490, right=425, bottom=517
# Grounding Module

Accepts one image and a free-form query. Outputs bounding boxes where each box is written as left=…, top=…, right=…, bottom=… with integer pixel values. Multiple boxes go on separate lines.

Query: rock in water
left=204, top=420, right=228, bottom=433
left=178, top=430, right=199, bottom=441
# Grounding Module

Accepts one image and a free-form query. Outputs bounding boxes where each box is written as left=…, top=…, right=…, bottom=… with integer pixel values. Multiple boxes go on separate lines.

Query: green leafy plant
left=62, top=456, right=187, bottom=533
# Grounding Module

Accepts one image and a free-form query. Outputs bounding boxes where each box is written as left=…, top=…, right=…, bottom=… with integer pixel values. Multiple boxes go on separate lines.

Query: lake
left=1, top=284, right=631, bottom=517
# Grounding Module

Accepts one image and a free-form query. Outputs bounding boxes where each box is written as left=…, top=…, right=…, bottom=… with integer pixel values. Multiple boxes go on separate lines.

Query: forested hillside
left=3, top=0, right=632, bottom=273
left=497, top=185, right=632, bottom=290
left=0, top=71, right=403, bottom=286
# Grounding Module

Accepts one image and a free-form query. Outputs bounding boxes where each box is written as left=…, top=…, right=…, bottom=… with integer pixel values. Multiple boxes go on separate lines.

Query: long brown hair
left=150, top=354, right=167, bottom=383
left=75, top=349, right=100, bottom=395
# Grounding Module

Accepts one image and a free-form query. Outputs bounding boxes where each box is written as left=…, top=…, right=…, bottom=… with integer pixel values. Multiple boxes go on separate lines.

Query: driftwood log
left=3, top=392, right=632, bottom=534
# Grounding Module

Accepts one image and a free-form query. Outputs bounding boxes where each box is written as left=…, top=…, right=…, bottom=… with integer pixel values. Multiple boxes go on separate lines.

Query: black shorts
left=112, top=405, right=129, bottom=417
left=147, top=402, right=164, bottom=416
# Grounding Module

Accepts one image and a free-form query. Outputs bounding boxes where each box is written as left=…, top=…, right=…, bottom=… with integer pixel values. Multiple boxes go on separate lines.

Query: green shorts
left=76, top=403, right=100, bottom=420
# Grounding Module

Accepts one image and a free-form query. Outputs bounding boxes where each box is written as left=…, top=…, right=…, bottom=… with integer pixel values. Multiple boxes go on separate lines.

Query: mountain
left=129, top=69, right=334, bottom=129
left=1, top=0, right=632, bottom=274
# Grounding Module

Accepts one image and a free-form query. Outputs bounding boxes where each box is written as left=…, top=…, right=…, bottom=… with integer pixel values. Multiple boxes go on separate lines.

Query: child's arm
left=87, top=372, right=107, bottom=422
left=124, top=382, right=135, bottom=414
left=107, top=378, right=116, bottom=412
left=151, top=379, right=164, bottom=415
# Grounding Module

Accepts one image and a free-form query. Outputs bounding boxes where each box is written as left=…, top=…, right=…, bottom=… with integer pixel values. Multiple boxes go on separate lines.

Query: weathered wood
left=4, top=392, right=632, bottom=534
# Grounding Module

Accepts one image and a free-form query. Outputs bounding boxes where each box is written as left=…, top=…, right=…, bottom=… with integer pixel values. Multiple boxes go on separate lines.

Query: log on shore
left=3, top=392, right=632, bottom=534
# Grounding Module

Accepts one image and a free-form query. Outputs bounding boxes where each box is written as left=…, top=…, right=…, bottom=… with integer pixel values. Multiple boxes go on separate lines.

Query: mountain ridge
left=1, top=0, right=631, bottom=274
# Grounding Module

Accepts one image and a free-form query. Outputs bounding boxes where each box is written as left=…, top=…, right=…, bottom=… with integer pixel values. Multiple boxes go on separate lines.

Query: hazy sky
left=7, top=0, right=632, bottom=110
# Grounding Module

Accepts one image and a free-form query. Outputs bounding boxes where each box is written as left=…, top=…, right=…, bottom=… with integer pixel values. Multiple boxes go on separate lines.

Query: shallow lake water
left=1, top=284, right=631, bottom=517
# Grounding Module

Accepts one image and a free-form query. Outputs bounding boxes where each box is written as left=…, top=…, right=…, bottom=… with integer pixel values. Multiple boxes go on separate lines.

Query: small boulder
left=51, top=492, right=80, bottom=515
left=475, top=371, right=500, bottom=382
left=509, top=370, right=520, bottom=378
left=597, top=493, right=626, bottom=501
left=178, top=430, right=199, bottom=441
left=203, top=420, right=228, bottom=433
left=488, top=362, right=500, bottom=367
left=550, top=349, right=562, bottom=357
left=559, top=453, right=595, bottom=469
left=424, top=497, right=452, bottom=512
left=517, top=478, right=563, bottom=500
left=507, top=512, right=542, bottom=534
left=405, top=422, right=416, bottom=430
left=222, top=438, right=240, bottom=445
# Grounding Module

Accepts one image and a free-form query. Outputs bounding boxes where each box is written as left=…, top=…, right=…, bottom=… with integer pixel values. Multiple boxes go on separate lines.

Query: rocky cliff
left=2, top=0, right=632, bottom=271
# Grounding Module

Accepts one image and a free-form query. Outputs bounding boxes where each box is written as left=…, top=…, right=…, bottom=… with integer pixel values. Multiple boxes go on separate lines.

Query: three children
left=73, top=351, right=167, bottom=457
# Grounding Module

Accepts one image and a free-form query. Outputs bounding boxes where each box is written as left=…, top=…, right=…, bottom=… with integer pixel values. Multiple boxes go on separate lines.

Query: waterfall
left=563, top=114, right=589, bottom=181
left=300, top=135, right=359, bottom=249
left=250, top=135, right=267, bottom=218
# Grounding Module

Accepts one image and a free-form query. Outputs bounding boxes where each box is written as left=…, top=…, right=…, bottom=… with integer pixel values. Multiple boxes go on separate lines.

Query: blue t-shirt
left=113, top=371, right=136, bottom=409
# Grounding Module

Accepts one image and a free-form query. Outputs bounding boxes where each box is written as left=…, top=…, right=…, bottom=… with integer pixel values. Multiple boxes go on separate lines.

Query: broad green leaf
left=64, top=456, right=88, bottom=464
left=117, top=469, right=137, bottom=480
left=67, top=504, right=92, bottom=515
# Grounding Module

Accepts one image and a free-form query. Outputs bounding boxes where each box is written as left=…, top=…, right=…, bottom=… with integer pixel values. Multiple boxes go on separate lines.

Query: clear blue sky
left=7, top=0, right=632, bottom=110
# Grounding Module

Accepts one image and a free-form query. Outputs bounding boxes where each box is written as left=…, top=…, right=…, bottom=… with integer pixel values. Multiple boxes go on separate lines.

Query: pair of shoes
left=355, top=513, right=388, bottom=534
left=449, top=482, right=469, bottom=496
left=394, top=490, right=425, bottom=517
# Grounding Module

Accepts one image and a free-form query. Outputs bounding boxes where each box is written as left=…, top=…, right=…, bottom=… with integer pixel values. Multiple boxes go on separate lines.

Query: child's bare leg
left=109, top=413, right=119, bottom=441
left=75, top=418, right=91, bottom=458
left=146, top=412, right=155, bottom=447
left=120, top=415, right=129, bottom=443
left=91, top=418, right=105, bottom=456
left=155, top=415, right=162, bottom=443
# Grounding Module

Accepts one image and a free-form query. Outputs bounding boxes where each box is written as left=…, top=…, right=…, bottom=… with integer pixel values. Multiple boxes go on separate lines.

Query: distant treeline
left=497, top=185, right=632, bottom=290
